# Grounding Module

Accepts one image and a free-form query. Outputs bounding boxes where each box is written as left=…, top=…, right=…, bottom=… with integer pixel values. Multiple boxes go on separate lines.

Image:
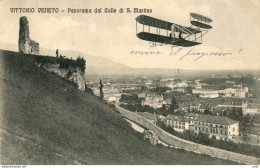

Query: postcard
left=0, top=0, right=259, bottom=166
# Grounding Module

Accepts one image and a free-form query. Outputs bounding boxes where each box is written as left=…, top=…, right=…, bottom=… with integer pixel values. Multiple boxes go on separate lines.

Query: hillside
left=0, top=49, right=237, bottom=164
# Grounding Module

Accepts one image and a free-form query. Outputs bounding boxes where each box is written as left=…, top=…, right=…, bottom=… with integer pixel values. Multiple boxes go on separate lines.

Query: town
left=87, top=73, right=260, bottom=147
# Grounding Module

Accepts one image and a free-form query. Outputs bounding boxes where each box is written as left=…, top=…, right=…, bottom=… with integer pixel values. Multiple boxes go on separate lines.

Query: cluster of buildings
left=87, top=76, right=260, bottom=145
left=192, top=85, right=248, bottom=99
left=138, top=112, right=239, bottom=141
left=89, top=77, right=260, bottom=116
left=178, top=101, right=260, bottom=116
left=243, top=103, right=260, bottom=115
left=138, top=93, right=171, bottom=109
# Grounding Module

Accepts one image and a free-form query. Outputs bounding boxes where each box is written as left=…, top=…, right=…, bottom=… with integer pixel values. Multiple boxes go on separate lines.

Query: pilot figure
left=179, top=32, right=182, bottom=39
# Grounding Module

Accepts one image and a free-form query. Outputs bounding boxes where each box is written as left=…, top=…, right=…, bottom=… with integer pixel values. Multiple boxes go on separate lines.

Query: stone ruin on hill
left=18, top=16, right=39, bottom=54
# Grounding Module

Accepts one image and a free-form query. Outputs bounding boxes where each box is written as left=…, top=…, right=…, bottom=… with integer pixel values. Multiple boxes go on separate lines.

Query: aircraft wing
left=137, top=32, right=201, bottom=47
left=135, top=15, right=201, bottom=34
left=190, top=13, right=213, bottom=23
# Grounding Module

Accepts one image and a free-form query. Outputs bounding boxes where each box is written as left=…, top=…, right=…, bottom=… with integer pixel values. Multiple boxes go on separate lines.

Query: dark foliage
left=85, top=83, right=94, bottom=95
left=99, top=79, right=104, bottom=99
left=34, top=55, right=86, bottom=73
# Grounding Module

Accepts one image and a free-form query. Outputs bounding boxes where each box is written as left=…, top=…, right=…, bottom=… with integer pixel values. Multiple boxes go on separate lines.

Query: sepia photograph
left=0, top=0, right=259, bottom=166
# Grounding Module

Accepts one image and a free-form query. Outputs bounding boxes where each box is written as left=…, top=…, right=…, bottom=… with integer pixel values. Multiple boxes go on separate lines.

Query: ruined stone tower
left=18, top=16, right=39, bottom=54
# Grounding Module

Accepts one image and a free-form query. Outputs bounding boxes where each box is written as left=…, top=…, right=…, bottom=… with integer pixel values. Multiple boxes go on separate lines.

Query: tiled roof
left=165, top=113, right=238, bottom=125
left=195, top=115, right=238, bottom=126
left=164, top=115, right=185, bottom=122
left=246, top=127, right=260, bottom=136
left=165, top=115, right=193, bottom=122
left=184, top=113, right=200, bottom=118
left=248, top=103, right=260, bottom=109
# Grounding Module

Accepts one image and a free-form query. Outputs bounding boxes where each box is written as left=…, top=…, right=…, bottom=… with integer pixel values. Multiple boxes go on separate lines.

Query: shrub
left=34, top=55, right=86, bottom=73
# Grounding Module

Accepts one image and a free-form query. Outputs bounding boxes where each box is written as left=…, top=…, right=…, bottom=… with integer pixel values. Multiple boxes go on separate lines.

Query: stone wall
left=19, top=16, right=39, bottom=54
left=41, top=63, right=85, bottom=91
left=116, top=105, right=260, bottom=165
left=29, top=40, right=39, bottom=54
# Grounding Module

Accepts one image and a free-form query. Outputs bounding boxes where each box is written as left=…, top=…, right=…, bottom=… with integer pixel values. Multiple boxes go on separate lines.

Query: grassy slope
left=0, top=50, right=237, bottom=165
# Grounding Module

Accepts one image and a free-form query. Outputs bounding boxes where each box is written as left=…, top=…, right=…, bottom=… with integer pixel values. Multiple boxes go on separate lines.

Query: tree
left=85, top=83, right=94, bottom=95
left=169, top=97, right=179, bottom=114
left=76, top=56, right=86, bottom=72
left=204, top=107, right=212, bottom=115
left=155, top=120, right=164, bottom=128
left=185, top=86, right=193, bottom=94
left=99, top=79, right=104, bottom=99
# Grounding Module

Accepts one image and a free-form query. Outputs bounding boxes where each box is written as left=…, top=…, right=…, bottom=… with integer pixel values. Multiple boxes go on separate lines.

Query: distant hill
left=1, top=43, right=258, bottom=79
left=0, top=43, right=129, bottom=68
left=40, top=48, right=129, bottom=68
left=0, top=49, right=236, bottom=164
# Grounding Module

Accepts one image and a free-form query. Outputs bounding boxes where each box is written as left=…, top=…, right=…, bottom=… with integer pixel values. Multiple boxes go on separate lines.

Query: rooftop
left=247, top=103, right=260, bottom=109
left=195, top=115, right=238, bottom=126
left=164, top=115, right=186, bottom=122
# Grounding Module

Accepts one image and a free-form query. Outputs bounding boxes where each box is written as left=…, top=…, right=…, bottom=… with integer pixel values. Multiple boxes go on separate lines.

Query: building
left=193, top=86, right=248, bottom=98
left=198, top=104, right=209, bottom=113
left=193, top=115, right=239, bottom=140
left=199, top=93, right=219, bottom=98
left=137, top=93, right=146, bottom=99
left=190, top=103, right=201, bottom=112
left=142, top=94, right=164, bottom=109
left=234, top=90, right=246, bottom=98
left=192, top=89, right=219, bottom=95
left=217, top=101, right=246, bottom=108
left=163, top=113, right=239, bottom=140
left=226, top=81, right=235, bottom=84
left=243, top=103, right=260, bottom=115
left=164, top=115, right=190, bottom=132
left=233, top=127, right=260, bottom=146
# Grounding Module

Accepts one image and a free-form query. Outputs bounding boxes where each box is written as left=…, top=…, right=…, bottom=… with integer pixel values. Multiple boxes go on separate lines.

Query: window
left=195, top=127, right=197, bottom=130
left=225, top=131, right=227, bottom=135
left=221, top=130, right=223, bottom=135
left=216, top=129, right=218, bottom=134
left=206, top=128, right=208, bottom=132
left=202, top=128, right=204, bottom=131
left=233, top=128, right=235, bottom=132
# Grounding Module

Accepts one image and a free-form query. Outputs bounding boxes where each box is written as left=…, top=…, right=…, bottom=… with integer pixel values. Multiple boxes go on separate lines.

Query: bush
left=34, top=55, right=86, bottom=73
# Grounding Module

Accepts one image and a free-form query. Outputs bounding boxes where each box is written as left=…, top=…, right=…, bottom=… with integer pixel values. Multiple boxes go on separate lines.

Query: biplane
left=135, top=13, right=212, bottom=47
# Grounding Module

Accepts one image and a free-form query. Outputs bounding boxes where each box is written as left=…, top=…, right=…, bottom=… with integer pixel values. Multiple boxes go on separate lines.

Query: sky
left=0, top=0, right=259, bottom=70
